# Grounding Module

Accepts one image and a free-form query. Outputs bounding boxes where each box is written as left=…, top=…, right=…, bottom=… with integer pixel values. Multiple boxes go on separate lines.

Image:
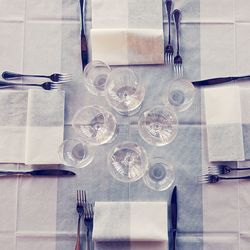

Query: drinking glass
left=105, top=68, right=145, bottom=116
left=108, top=141, right=148, bottom=182
left=58, top=139, right=95, bottom=168
left=72, top=105, right=117, bottom=145
left=83, top=60, right=111, bottom=96
left=138, top=106, right=178, bottom=146
left=164, top=78, right=196, bottom=112
left=143, top=157, right=175, bottom=191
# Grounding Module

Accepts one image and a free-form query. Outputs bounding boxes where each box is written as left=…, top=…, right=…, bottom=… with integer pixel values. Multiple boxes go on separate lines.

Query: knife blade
left=0, top=169, right=76, bottom=177
left=79, top=0, right=88, bottom=69
left=171, top=186, right=177, bottom=250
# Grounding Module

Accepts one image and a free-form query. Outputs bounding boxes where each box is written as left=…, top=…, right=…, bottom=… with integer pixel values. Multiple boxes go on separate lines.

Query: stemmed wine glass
left=72, top=105, right=117, bottom=145
left=108, top=141, right=148, bottom=182
left=138, top=106, right=178, bottom=146
left=105, top=68, right=145, bottom=116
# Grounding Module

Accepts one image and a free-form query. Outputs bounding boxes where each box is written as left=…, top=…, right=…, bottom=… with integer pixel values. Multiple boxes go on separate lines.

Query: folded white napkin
left=204, top=85, right=245, bottom=161
left=93, top=202, right=168, bottom=250
left=91, top=0, right=164, bottom=65
left=0, top=89, right=64, bottom=164
left=0, top=90, right=28, bottom=163
left=25, top=90, right=65, bottom=165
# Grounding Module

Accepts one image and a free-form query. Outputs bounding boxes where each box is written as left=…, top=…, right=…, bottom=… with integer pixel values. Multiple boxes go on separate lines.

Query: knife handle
left=0, top=171, right=30, bottom=177
left=192, top=75, right=250, bottom=86
left=172, top=230, right=176, bottom=250
left=81, top=31, right=88, bottom=70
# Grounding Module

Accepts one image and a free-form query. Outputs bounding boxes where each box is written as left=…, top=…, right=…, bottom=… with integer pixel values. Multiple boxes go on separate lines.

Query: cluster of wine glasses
left=58, top=60, right=196, bottom=191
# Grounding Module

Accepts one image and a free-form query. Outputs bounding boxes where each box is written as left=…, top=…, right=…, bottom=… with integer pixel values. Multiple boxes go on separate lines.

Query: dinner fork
left=2, top=71, right=72, bottom=82
left=0, top=81, right=63, bottom=90
left=84, top=199, right=94, bottom=250
left=164, top=0, right=174, bottom=64
left=209, top=165, right=250, bottom=175
left=75, top=190, right=85, bottom=250
left=173, top=9, right=183, bottom=77
left=197, top=174, right=250, bottom=184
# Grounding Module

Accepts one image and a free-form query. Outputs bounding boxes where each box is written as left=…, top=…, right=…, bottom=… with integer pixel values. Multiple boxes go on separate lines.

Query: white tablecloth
left=0, top=0, right=250, bottom=250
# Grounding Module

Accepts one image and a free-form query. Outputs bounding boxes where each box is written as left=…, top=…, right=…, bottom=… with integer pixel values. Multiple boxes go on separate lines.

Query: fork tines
left=165, top=45, right=174, bottom=64
left=77, top=190, right=85, bottom=205
left=197, top=174, right=212, bottom=184
left=173, top=57, right=183, bottom=78
left=208, top=165, right=222, bottom=175
left=57, top=73, right=72, bottom=82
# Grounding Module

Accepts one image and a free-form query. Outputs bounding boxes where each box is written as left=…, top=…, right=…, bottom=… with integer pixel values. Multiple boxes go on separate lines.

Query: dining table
left=0, top=0, right=250, bottom=249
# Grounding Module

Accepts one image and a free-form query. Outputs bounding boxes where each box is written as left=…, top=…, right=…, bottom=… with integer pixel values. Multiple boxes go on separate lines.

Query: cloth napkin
left=93, top=202, right=168, bottom=250
left=0, top=90, right=28, bottom=163
left=91, top=0, right=164, bottom=65
left=25, top=90, right=65, bottom=165
left=0, top=89, right=64, bottom=164
left=204, top=85, right=245, bottom=161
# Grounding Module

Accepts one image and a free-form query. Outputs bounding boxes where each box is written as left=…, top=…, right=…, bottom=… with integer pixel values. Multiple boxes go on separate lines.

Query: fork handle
left=165, top=0, right=172, bottom=44
left=192, top=75, right=250, bottom=86
left=220, top=175, right=250, bottom=180
left=0, top=80, right=41, bottom=88
left=75, top=215, right=82, bottom=250
left=173, top=9, right=181, bottom=55
left=2, top=71, right=48, bottom=79
left=86, top=229, right=93, bottom=250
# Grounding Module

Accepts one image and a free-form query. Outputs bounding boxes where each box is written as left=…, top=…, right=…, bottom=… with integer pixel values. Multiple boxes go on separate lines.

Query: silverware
left=79, top=0, right=88, bottom=69
left=209, top=165, right=250, bottom=175
left=0, top=81, right=63, bottom=90
left=0, top=169, right=75, bottom=177
left=164, top=0, right=174, bottom=64
left=2, top=71, right=72, bottom=82
left=170, top=186, right=177, bottom=250
left=197, top=174, right=250, bottom=184
left=83, top=193, right=94, bottom=250
left=192, top=75, right=250, bottom=86
left=173, top=9, right=183, bottom=77
left=75, top=190, right=85, bottom=250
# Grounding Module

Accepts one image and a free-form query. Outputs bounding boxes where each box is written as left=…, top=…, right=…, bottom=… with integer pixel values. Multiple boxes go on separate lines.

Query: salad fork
left=209, top=165, right=250, bottom=175
left=197, top=174, right=250, bottom=184
left=83, top=196, right=94, bottom=250
left=75, top=190, right=85, bottom=250
left=2, top=71, right=72, bottom=82
left=0, top=81, right=63, bottom=91
left=164, top=0, right=174, bottom=64
left=173, top=9, right=183, bottom=77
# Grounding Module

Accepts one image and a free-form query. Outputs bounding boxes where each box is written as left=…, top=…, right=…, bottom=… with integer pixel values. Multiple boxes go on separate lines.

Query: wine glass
left=58, top=139, right=95, bottom=168
left=164, top=78, right=196, bottom=112
left=105, top=68, right=145, bottom=116
left=83, top=60, right=111, bottom=96
left=143, top=157, right=175, bottom=191
left=138, top=106, right=178, bottom=146
left=108, top=141, right=148, bottom=182
left=72, top=105, right=117, bottom=145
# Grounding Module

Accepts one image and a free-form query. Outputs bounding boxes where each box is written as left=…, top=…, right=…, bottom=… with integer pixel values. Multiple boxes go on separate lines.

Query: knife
left=171, top=186, right=177, bottom=250
left=192, top=75, right=250, bottom=86
left=0, top=169, right=76, bottom=177
left=79, top=0, right=88, bottom=70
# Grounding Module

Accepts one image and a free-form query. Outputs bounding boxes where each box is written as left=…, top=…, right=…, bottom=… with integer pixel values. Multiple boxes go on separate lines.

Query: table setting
left=0, top=0, right=250, bottom=249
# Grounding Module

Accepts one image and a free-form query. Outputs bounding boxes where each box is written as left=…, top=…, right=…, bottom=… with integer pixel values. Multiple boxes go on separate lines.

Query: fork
left=2, top=71, right=72, bottom=82
left=0, top=81, right=63, bottom=90
left=209, top=165, right=250, bottom=175
left=197, top=174, right=250, bottom=184
left=164, top=0, right=174, bottom=64
left=83, top=198, right=94, bottom=250
left=75, top=190, right=85, bottom=250
left=173, top=9, right=183, bottom=77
